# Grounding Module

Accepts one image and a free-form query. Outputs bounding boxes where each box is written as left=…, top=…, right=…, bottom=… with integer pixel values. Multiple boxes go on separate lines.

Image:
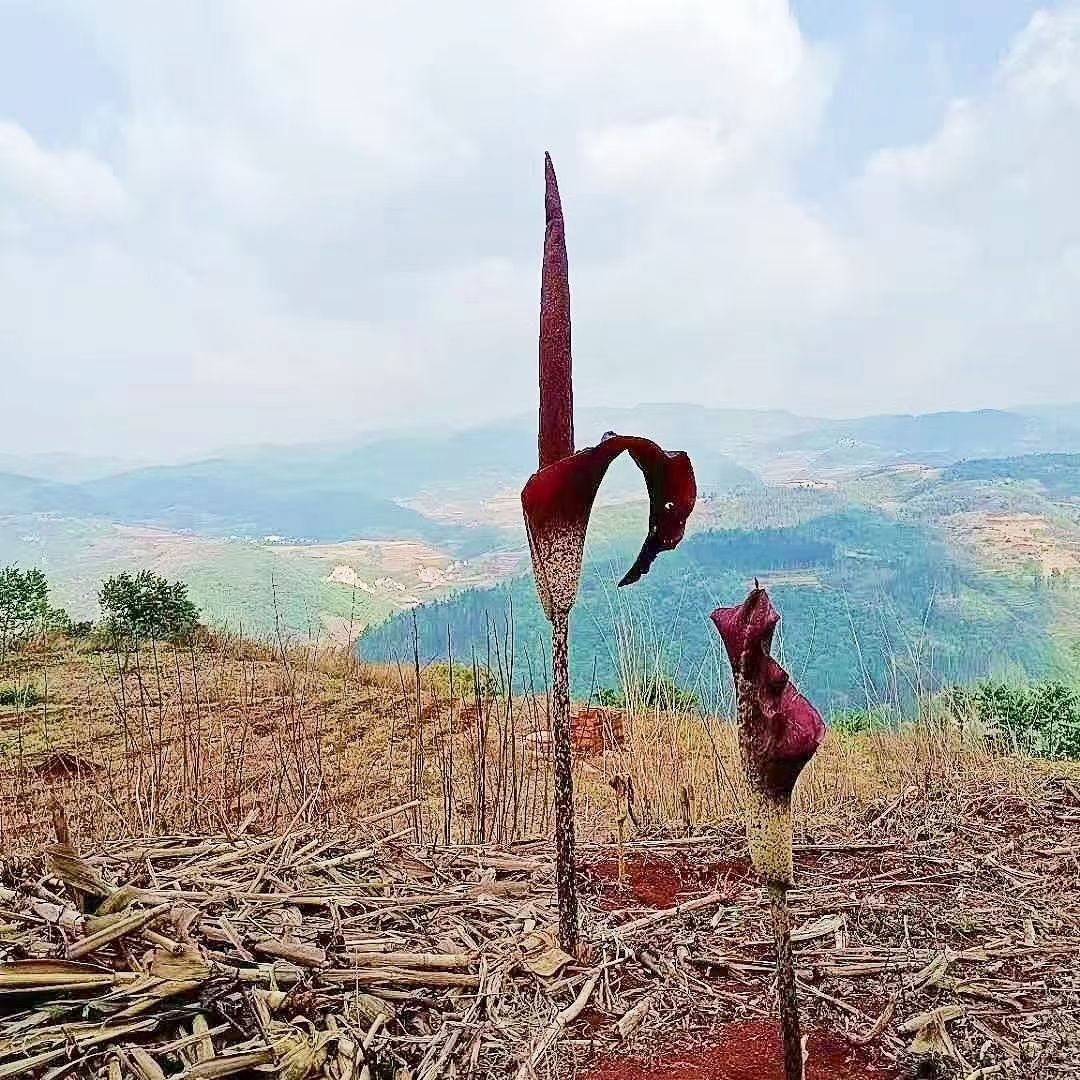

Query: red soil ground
left=584, top=1019, right=899, bottom=1080
left=585, top=853, right=753, bottom=909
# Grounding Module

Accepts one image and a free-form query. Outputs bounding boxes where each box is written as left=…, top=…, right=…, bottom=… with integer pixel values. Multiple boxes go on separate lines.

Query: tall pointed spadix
left=524, top=157, right=697, bottom=621
left=539, top=152, right=574, bottom=470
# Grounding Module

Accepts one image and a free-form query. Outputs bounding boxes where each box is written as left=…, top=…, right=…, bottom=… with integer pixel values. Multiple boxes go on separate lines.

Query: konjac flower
left=711, top=584, right=824, bottom=1080
left=522, top=154, right=697, bottom=953
left=711, top=585, right=824, bottom=884
left=522, top=155, right=697, bottom=622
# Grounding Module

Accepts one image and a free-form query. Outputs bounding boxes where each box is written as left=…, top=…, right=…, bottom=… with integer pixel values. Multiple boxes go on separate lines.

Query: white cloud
left=582, top=119, right=735, bottom=194
left=0, top=120, right=128, bottom=220
left=825, top=3, right=1080, bottom=412
left=0, top=1, right=1077, bottom=455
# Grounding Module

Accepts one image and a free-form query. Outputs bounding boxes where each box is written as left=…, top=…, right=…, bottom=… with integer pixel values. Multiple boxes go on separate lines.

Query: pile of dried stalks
left=1, top=775, right=1078, bottom=1079
left=0, top=808, right=581, bottom=1079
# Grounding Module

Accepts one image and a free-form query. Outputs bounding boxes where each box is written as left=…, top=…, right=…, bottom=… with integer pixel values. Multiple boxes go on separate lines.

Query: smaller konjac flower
left=712, top=585, right=824, bottom=1080
left=711, top=585, right=824, bottom=885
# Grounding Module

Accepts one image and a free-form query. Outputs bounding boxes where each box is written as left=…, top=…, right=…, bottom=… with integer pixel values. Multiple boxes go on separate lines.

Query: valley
left=2, top=403, right=1080, bottom=712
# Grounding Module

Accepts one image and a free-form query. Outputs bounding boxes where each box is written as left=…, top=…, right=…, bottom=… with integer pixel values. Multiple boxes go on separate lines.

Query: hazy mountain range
left=2, top=402, right=1080, bottom=691
left=3, top=402, right=1079, bottom=541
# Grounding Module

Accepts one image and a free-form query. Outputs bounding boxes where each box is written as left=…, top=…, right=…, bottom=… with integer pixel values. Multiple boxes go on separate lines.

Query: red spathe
left=711, top=587, right=825, bottom=799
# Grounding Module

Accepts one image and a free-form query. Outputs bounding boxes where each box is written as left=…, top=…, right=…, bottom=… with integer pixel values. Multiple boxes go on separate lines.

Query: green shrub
left=420, top=661, right=499, bottom=703
left=0, top=684, right=44, bottom=708
left=99, top=570, right=200, bottom=645
left=0, top=566, right=49, bottom=660
left=599, top=673, right=700, bottom=713
left=39, top=607, right=93, bottom=638
left=944, top=680, right=1080, bottom=761
left=829, top=707, right=893, bottom=735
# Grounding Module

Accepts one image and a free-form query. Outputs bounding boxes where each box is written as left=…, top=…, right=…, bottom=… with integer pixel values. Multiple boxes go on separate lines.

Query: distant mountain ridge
left=0, top=460, right=505, bottom=551
left=0, top=452, right=142, bottom=484
left=0, top=472, right=99, bottom=516
left=2, top=403, right=1078, bottom=548
left=774, top=409, right=1080, bottom=476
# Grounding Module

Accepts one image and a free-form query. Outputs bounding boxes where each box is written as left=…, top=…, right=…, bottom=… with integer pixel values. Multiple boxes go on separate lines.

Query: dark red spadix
left=539, top=152, right=574, bottom=470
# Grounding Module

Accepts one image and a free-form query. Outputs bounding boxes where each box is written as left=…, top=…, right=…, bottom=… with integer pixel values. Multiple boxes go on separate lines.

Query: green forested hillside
left=940, top=454, right=1080, bottom=498
left=359, top=507, right=1074, bottom=715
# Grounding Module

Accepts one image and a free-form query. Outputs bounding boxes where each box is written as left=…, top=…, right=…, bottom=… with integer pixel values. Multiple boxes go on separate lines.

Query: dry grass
left=1, top=636, right=1079, bottom=1077
left=0, top=636, right=1073, bottom=854
left=0, top=771, right=1077, bottom=1078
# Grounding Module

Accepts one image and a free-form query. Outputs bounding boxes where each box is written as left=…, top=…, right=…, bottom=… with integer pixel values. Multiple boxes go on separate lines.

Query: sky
left=0, top=0, right=1077, bottom=458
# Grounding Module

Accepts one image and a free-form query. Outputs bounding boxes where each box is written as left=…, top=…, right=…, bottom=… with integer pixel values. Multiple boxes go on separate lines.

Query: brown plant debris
left=0, top=778, right=1078, bottom=1078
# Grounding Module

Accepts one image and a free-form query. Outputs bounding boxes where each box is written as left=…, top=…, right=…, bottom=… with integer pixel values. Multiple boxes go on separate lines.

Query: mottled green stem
left=550, top=610, right=579, bottom=954
left=769, top=881, right=804, bottom=1080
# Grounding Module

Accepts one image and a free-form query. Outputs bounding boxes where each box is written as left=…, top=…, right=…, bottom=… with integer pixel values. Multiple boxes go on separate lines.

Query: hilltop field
left=0, top=633, right=1078, bottom=1077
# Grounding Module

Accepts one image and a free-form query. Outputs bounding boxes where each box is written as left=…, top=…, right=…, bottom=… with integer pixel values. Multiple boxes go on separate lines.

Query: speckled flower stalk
left=522, top=155, right=697, bottom=953
left=711, top=586, right=825, bottom=1080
